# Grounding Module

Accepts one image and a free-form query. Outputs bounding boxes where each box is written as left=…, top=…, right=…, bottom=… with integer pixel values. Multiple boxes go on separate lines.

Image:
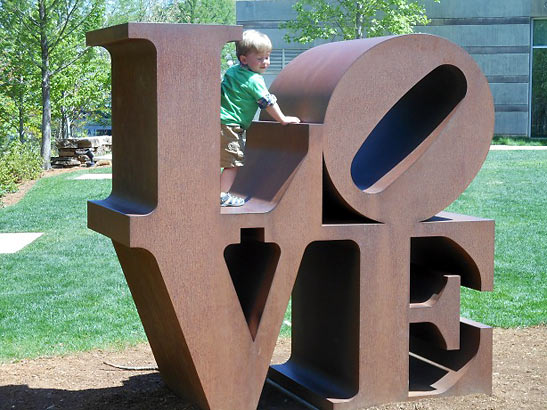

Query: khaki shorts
left=220, top=124, right=245, bottom=168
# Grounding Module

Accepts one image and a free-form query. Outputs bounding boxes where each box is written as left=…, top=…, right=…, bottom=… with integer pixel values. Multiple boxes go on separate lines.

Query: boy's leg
left=220, top=167, right=244, bottom=206
left=221, top=167, right=238, bottom=193
left=220, top=124, right=245, bottom=206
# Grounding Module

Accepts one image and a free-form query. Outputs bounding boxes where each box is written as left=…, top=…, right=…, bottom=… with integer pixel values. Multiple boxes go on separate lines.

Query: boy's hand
left=282, top=116, right=301, bottom=125
left=266, top=103, right=301, bottom=126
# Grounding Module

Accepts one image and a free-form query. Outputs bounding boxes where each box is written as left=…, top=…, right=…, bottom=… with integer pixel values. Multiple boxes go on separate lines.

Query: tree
left=150, top=0, right=236, bottom=70
left=51, top=47, right=111, bottom=139
left=104, top=0, right=164, bottom=25
left=148, top=0, right=235, bottom=25
left=105, top=0, right=236, bottom=70
left=0, top=4, right=40, bottom=143
left=0, top=0, right=106, bottom=169
left=282, top=0, right=440, bottom=44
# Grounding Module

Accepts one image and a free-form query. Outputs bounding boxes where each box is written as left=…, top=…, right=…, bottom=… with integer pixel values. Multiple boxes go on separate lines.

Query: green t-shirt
left=220, top=64, right=276, bottom=130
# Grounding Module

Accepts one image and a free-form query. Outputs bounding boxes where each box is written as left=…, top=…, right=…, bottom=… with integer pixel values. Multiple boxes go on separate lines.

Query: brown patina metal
left=87, top=24, right=494, bottom=409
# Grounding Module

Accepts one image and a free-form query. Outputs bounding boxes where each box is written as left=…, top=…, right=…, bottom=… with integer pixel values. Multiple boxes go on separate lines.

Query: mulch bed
left=0, top=327, right=545, bottom=410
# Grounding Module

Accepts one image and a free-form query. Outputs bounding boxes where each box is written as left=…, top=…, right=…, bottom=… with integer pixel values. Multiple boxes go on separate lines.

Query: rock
left=56, top=140, right=79, bottom=149
left=50, top=157, right=81, bottom=167
left=59, top=148, right=91, bottom=157
left=76, top=136, right=112, bottom=148
left=55, top=136, right=112, bottom=149
left=53, top=136, right=111, bottom=167
left=96, top=159, right=112, bottom=167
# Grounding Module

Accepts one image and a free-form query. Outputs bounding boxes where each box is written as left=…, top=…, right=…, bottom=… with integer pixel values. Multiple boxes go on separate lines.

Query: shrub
left=0, top=140, right=43, bottom=198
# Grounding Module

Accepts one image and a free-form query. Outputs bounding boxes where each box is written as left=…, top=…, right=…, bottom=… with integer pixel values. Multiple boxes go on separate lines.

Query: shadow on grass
left=0, top=373, right=309, bottom=410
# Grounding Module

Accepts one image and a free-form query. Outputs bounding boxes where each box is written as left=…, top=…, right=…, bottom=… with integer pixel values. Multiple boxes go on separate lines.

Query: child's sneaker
left=220, top=192, right=245, bottom=207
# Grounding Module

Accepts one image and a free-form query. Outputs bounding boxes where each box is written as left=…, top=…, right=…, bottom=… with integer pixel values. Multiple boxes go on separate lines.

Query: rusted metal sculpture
left=87, top=24, right=494, bottom=410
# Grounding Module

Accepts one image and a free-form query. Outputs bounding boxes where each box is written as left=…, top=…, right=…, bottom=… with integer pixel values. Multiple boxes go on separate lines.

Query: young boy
left=220, top=30, right=300, bottom=207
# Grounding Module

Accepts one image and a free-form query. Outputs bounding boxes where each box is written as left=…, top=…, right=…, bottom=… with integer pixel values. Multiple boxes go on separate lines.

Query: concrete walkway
left=74, top=174, right=112, bottom=180
left=0, top=233, right=43, bottom=254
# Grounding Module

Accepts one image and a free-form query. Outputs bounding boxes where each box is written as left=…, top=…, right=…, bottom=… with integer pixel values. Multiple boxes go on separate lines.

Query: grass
left=0, top=167, right=145, bottom=361
left=1, top=151, right=547, bottom=361
left=492, top=135, right=547, bottom=146
left=447, top=151, right=547, bottom=327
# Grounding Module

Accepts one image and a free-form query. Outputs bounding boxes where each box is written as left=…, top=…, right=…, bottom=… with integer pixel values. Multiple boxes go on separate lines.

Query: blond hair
left=236, top=30, right=272, bottom=60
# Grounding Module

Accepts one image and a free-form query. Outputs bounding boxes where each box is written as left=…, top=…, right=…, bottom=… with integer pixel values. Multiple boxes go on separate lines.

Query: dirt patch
left=0, top=327, right=544, bottom=409
left=0, top=179, right=39, bottom=208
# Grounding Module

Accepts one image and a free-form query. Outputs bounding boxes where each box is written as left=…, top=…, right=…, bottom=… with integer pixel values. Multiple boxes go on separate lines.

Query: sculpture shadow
left=0, top=373, right=309, bottom=410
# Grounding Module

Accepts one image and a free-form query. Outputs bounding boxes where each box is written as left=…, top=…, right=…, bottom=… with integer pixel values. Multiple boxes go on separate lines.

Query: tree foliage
left=149, top=0, right=236, bottom=70
left=104, top=0, right=161, bottom=25
left=0, top=2, right=40, bottom=143
left=105, top=0, right=236, bottom=69
left=51, top=47, right=111, bottom=139
left=149, top=0, right=235, bottom=25
left=282, top=0, right=440, bottom=43
left=105, top=0, right=235, bottom=25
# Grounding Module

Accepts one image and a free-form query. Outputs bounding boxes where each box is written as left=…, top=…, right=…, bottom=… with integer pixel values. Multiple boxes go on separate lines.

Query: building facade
left=236, top=0, right=547, bottom=137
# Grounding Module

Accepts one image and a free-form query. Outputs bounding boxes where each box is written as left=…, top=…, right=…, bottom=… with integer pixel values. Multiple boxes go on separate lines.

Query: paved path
left=74, top=174, right=112, bottom=180
left=0, top=233, right=43, bottom=254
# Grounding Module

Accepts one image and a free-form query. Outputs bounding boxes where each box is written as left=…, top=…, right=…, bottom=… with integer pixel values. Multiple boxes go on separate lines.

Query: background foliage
left=282, top=0, right=440, bottom=43
left=531, top=49, right=547, bottom=138
left=0, top=0, right=236, bottom=167
left=0, top=139, right=43, bottom=197
left=0, top=0, right=108, bottom=168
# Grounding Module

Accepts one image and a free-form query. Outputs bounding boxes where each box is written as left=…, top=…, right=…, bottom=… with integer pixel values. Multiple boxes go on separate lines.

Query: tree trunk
left=60, top=102, right=68, bottom=139
left=356, top=3, right=365, bottom=39
left=18, top=93, right=25, bottom=143
left=67, top=116, right=72, bottom=139
left=39, top=0, right=52, bottom=169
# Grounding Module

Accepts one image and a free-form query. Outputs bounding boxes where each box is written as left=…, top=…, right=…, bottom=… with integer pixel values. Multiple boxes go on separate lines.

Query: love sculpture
left=87, top=23, right=494, bottom=410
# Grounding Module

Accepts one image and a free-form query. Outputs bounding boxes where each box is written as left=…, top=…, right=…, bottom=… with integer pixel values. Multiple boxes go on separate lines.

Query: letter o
left=267, top=35, right=494, bottom=224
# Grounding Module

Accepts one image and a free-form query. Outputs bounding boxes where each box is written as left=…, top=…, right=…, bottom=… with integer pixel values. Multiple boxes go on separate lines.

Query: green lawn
left=0, top=168, right=145, bottom=361
left=447, top=151, right=547, bottom=327
left=1, top=151, right=546, bottom=361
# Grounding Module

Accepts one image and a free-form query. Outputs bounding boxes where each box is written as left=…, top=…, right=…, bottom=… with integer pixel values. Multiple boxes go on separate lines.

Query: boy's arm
left=265, top=103, right=301, bottom=125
